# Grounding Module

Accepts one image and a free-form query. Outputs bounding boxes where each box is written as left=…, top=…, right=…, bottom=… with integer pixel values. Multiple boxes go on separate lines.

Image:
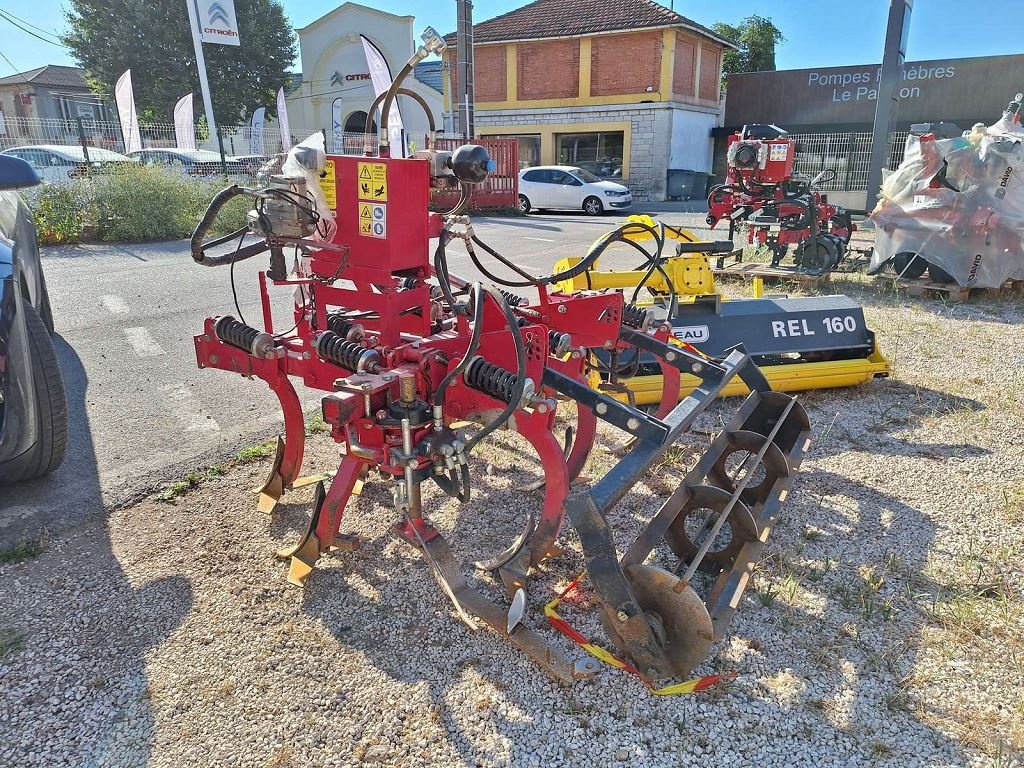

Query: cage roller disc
left=664, top=484, right=758, bottom=574
left=623, top=564, right=714, bottom=678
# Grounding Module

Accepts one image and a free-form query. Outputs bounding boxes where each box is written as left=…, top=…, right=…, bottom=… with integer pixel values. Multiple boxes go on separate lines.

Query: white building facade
left=287, top=2, right=444, bottom=152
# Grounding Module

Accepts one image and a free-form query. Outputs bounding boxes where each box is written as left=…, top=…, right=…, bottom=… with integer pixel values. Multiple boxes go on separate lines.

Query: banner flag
left=114, top=69, right=142, bottom=154
left=277, top=87, right=291, bottom=151
left=173, top=93, right=196, bottom=150
left=331, top=98, right=344, bottom=153
left=250, top=107, right=266, bottom=155
left=360, top=34, right=404, bottom=157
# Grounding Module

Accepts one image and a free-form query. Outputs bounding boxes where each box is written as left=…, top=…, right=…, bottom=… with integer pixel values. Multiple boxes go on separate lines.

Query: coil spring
left=464, top=357, right=521, bottom=403
left=315, top=331, right=366, bottom=371
left=498, top=289, right=527, bottom=307
left=214, top=316, right=260, bottom=353
left=622, top=302, right=651, bottom=331
left=326, top=313, right=363, bottom=341
left=548, top=330, right=571, bottom=356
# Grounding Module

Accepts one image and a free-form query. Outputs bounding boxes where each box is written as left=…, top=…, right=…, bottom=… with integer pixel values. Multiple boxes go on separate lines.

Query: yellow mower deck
left=563, top=216, right=890, bottom=400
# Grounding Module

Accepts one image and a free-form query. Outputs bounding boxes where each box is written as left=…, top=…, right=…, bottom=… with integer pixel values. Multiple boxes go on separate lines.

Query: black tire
left=928, top=263, right=956, bottom=284
left=583, top=196, right=604, bottom=216
left=892, top=252, right=928, bottom=279
left=518, top=194, right=531, bottom=214
left=0, top=304, right=68, bottom=483
left=39, top=271, right=55, bottom=335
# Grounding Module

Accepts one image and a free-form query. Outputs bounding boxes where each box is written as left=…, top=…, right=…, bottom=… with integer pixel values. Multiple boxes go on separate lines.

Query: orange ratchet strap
left=544, top=572, right=736, bottom=696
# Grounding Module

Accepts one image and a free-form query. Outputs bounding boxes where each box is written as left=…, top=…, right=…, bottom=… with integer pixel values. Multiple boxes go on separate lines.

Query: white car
left=128, top=148, right=245, bottom=178
left=1, top=145, right=137, bottom=183
left=518, top=166, right=632, bottom=215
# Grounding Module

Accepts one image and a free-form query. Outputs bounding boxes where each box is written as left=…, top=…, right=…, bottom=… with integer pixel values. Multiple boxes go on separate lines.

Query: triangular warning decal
left=360, top=205, right=371, bottom=217
left=359, top=165, right=372, bottom=179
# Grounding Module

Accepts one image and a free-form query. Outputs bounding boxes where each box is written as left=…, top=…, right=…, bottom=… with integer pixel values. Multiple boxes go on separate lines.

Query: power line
left=0, top=6, right=63, bottom=41
left=0, top=10, right=67, bottom=47
left=0, top=48, right=32, bottom=83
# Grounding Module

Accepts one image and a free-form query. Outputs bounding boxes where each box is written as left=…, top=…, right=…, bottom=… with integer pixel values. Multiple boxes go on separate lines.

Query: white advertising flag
left=250, top=107, right=266, bottom=155
left=360, top=34, right=404, bottom=157
left=331, top=97, right=344, bottom=153
left=173, top=93, right=196, bottom=150
left=276, top=87, right=291, bottom=151
left=198, top=0, right=240, bottom=46
left=114, top=69, right=142, bottom=154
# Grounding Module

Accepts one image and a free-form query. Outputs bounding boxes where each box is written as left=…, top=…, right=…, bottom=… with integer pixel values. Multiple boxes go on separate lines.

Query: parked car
left=0, top=155, right=68, bottom=483
left=1, top=145, right=137, bottom=183
left=231, top=154, right=270, bottom=176
left=518, top=166, right=632, bottom=215
left=128, top=148, right=244, bottom=178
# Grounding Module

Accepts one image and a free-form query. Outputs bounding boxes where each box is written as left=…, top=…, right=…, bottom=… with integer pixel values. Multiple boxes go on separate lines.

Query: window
left=571, top=168, right=602, bottom=184
left=556, top=131, right=624, bottom=179
left=490, top=134, right=540, bottom=169
left=344, top=111, right=377, bottom=133
left=522, top=169, right=551, bottom=183
left=549, top=170, right=581, bottom=186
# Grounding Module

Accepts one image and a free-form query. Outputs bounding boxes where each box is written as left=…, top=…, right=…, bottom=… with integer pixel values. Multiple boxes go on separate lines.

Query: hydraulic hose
left=191, top=185, right=268, bottom=267
left=463, top=287, right=527, bottom=453
left=432, top=281, right=484, bottom=407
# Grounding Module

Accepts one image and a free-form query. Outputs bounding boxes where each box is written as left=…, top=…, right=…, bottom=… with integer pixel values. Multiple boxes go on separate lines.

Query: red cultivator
left=187, top=41, right=809, bottom=687
left=707, top=124, right=853, bottom=273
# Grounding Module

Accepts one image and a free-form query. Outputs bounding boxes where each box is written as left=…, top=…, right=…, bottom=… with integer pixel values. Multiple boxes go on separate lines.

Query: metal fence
left=790, top=131, right=911, bottom=192
left=0, top=115, right=446, bottom=158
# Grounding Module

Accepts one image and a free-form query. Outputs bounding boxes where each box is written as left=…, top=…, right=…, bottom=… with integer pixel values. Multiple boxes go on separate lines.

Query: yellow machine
left=556, top=216, right=890, bottom=404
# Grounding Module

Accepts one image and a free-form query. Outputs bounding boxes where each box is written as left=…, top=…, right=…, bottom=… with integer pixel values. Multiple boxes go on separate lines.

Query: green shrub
left=26, top=165, right=250, bottom=245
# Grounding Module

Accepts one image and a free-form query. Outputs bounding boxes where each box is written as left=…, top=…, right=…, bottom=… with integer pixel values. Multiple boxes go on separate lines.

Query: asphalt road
left=0, top=210, right=717, bottom=544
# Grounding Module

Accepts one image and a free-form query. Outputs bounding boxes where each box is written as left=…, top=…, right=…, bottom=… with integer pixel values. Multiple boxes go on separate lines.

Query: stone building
left=442, top=0, right=735, bottom=200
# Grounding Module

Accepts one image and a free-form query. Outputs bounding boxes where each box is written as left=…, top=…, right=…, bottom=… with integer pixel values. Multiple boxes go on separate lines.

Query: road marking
left=101, top=295, right=130, bottom=314
left=164, top=387, right=221, bottom=434
left=123, top=327, right=165, bottom=357
left=523, top=236, right=555, bottom=243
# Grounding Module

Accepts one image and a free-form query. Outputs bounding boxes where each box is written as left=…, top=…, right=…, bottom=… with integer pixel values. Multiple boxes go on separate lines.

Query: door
left=548, top=170, right=584, bottom=210
left=520, top=168, right=551, bottom=207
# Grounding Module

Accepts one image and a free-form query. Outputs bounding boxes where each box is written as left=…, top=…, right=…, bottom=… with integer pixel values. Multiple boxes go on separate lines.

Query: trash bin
left=666, top=170, right=709, bottom=201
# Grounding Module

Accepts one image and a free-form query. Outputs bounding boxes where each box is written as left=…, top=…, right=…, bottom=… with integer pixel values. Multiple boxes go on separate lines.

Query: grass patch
left=0, top=539, right=44, bottom=564
left=235, top=440, right=277, bottom=464
left=0, top=627, right=25, bottom=659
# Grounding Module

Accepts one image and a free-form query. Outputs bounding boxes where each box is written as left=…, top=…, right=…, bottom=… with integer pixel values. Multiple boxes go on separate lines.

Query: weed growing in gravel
left=0, top=627, right=25, bottom=658
left=305, top=415, right=328, bottom=436
left=235, top=440, right=277, bottom=464
left=0, top=539, right=44, bottom=564
left=157, top=466, right=227, bottom=502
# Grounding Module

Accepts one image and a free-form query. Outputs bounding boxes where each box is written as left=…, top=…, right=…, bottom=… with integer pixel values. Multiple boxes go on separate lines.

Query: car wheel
left=518, top=194, right=531, bottom=214
left=0, top=304, right=68, bottom=484
left=583, top=196, right=603, bottom=216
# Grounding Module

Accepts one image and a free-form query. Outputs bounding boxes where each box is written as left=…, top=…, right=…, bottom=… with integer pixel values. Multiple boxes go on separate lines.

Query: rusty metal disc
left=624, top=564, right=714, bottom=678
left=665, top=484, right=758, bottom=574
left=708, top=429, right=790, bottom=507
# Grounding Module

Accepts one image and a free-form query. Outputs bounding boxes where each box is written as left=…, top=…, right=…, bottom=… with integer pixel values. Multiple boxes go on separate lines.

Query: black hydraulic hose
left=191, top=185, right=268, bottom=267
left=464, top=288, right=527, bottom=453
left=466, top=220, right=664, bottom=288
left=432, top=281, right=484, bottom=407
left=433, top=231, right=462, bottom=310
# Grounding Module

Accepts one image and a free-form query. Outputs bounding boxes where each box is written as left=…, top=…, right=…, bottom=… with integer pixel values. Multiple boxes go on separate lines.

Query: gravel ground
left=2, top=254, right=1023, bottom=767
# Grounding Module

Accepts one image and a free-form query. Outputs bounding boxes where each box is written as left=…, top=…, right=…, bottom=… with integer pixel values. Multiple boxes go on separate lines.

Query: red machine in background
left=707, top=124, right=854, bottom=273
left=186, top=30, right=809, bottom=687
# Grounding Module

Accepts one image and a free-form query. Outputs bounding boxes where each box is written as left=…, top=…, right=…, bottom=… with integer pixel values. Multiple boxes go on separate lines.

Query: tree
left=63, top=0, right=296, bottom=124
left=712, top=15, right=784, bottom=90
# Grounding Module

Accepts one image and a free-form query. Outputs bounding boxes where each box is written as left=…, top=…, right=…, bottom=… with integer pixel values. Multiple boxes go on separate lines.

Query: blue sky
left=1, top=0, right=1020, bottom=76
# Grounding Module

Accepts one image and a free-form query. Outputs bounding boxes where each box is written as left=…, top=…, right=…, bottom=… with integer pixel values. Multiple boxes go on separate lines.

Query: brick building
left=443, top=0, right=735, bottom=201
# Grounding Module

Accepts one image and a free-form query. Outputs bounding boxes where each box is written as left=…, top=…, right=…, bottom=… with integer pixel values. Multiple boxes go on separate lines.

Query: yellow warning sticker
left=357, top=202, right=386, bottom=238
left=357, top=161, right=388, bottom=201
left=319, top=159, right=337, bottom=209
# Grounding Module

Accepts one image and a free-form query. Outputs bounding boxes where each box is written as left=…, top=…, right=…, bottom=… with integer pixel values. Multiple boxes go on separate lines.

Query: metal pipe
left=455, top=0, right=475, bottom=139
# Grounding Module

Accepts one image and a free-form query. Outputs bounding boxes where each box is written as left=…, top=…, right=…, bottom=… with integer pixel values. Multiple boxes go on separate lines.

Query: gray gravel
left=2, top=247, right=1023, bottom=767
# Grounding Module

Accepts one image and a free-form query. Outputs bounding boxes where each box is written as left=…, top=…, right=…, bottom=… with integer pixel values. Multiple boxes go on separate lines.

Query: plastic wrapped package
left=868, top=97, right=1024, bottom=287
left=281, top=132, right=337, bottom=244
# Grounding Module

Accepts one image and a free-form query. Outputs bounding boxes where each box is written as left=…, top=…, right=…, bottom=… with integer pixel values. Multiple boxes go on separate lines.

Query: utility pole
left=185, top=0, right=219, bottom=147
left=865, top=0, right=912, bottom=211
left=455, top=0, right=475, bottom=140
